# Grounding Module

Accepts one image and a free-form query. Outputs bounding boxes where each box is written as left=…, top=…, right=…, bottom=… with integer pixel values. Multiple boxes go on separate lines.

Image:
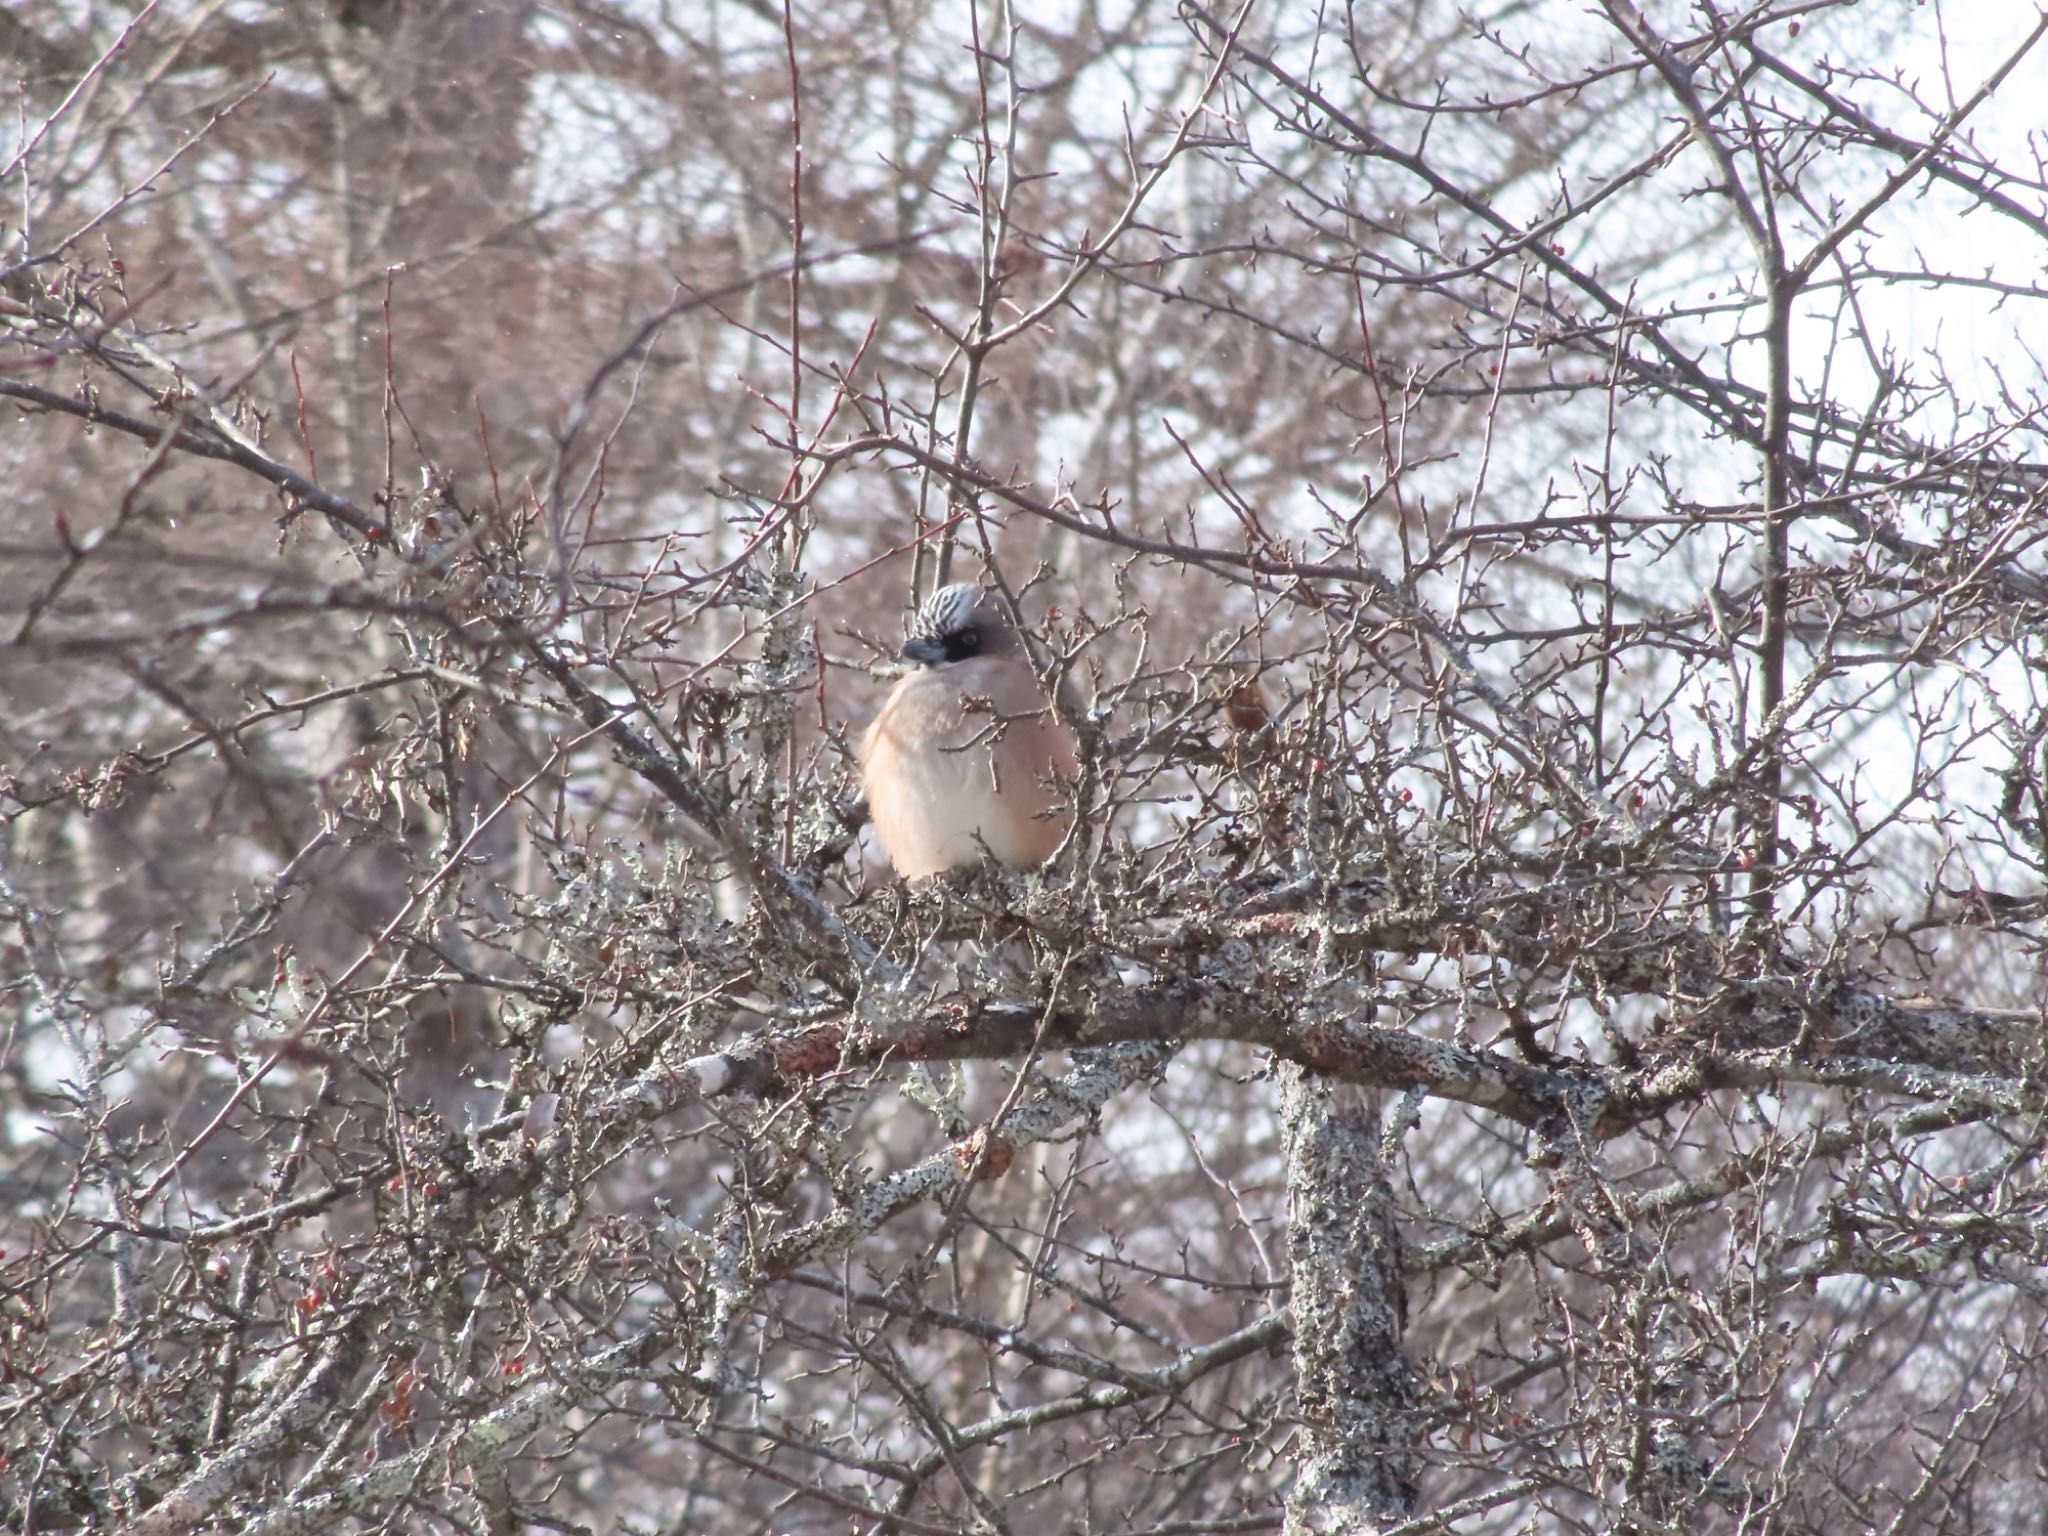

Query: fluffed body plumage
left=860, top=585, right=1077, bottom=879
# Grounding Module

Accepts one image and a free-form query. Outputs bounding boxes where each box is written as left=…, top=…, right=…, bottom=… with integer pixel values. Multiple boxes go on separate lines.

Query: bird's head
left=900, top=583, right=1016, bottom=666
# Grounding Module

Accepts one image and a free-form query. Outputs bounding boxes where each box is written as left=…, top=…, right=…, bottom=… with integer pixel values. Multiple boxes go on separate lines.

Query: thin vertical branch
left=931, top=0, right=1018, bottom=591
left=782, top=0, right=805, bottom=442
left=1750, top=275, right=1794, bottom=921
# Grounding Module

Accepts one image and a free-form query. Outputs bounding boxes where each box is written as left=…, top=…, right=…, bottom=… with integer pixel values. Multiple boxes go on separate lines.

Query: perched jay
left=860, top=583, right=1078, bottom=879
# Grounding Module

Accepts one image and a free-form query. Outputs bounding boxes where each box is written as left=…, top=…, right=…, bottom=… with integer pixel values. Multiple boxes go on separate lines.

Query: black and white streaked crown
left=910, top=583, right=984, bottom=643
left=903, top=582, right=1013, bottom=664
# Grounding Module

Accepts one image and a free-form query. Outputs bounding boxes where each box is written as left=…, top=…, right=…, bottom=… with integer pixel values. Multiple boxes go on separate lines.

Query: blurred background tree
left=4, top=1, right=2046, bottom=1532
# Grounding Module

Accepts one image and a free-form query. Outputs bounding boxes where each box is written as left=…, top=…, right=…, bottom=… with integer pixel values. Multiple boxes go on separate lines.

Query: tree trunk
left=1279, top=1067, right=1421, bottom=1536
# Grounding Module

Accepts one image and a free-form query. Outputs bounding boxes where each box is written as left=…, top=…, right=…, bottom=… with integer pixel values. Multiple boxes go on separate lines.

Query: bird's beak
left=900, top=637, right=947, bottom=665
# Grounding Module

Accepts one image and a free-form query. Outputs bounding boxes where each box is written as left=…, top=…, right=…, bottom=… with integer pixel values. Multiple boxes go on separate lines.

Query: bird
left=860, top=583, right=1078, bottom=880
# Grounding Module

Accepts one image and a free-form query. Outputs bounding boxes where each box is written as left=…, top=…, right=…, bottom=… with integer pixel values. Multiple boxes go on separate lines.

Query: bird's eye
left=951, top=627, right=981, bottom=656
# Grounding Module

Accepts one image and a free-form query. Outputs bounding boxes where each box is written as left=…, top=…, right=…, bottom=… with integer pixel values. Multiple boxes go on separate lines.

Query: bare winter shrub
left=3, top=3, right=2045, bottom=1533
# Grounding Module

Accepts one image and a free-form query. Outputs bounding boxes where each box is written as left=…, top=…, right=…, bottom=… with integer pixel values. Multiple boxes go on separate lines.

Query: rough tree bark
left=1280, top=1070, right=1421, bottom=1535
